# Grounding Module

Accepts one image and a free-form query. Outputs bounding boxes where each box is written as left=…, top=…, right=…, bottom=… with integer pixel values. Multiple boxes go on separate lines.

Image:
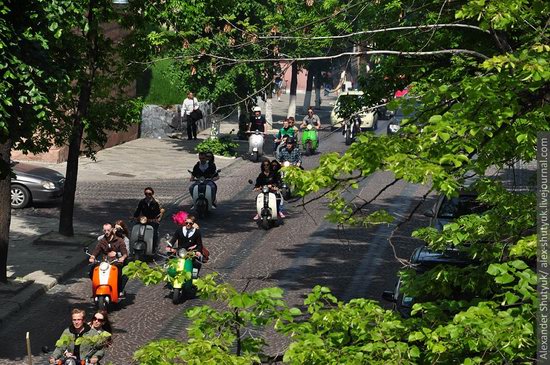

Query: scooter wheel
left=97, top=296, right=107, bottom=311
left=261, top=217, right=270, bottom=230
left=172, top=288, right=183, bottom=304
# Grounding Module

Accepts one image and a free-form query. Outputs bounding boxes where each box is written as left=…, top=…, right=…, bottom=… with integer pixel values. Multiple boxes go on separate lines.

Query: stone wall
left=140, top=102, right=212, bottom=138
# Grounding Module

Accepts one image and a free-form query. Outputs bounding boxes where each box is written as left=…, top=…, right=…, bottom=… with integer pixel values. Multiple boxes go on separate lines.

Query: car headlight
left=41, top=181, right=56, bottom=190
left=389, top=124, right=401, bottom=132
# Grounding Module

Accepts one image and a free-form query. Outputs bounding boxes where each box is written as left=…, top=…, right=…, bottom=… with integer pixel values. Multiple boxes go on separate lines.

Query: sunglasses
left=185, top=222, right=194, bottom=225
left=93, top=316, right=105, bottom=322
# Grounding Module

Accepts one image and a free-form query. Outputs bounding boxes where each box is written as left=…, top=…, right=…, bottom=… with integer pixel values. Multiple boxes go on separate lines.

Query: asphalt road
left=0, top=118, right=433, bottom=364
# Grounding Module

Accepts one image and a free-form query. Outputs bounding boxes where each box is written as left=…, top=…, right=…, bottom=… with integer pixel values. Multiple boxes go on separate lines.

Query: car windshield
left=438, top=195, right=486, bottom=219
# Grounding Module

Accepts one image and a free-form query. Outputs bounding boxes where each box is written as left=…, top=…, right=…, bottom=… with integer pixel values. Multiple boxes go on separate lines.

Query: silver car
left=11, top=161, right=65, bottom=208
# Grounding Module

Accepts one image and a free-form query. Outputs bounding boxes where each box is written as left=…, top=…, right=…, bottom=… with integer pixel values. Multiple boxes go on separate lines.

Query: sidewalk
left=0, top=91, right=337, bottom=327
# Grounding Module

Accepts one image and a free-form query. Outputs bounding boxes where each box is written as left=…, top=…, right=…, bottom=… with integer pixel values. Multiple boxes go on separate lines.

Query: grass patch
left=137, top=60, right=184, bottom=106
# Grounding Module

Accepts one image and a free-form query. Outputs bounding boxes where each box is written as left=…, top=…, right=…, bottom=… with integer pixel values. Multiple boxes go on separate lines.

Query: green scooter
left=164, top=241, right=199, bottom=304
left=301, top=124, right=318, bottom=156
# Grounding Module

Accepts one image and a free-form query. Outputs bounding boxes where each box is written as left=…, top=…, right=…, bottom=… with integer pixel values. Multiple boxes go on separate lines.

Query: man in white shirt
left=181, top=92, right=200, bottom=140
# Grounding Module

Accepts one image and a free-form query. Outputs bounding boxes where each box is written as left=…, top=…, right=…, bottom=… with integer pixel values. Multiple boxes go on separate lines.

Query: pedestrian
left=50, top=308, right=103, bottom=364
left=181, top=91, right=200, bottom=140
left=274, top=75, right=283, bottom=102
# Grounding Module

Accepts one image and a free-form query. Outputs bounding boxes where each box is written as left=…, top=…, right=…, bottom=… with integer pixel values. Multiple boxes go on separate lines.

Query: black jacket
left=133, top=198, right=161, bottom=220
left=170, top=227, right=203, bottom=252
left=191, top=162, right=219, bottom=179
left=249, top=115, right=266, bottom=131
left=255, top=171, right=280, bottom=188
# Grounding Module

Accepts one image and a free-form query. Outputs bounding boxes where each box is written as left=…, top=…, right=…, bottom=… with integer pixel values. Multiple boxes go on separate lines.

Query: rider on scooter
left=278, top=138, right=302, bottom=168
left=274, top=118, right=295, bottom=153
left=89, top=223, right=129, bottom=296
left=167, top=212, right=204, bottom=273
left=253, top=159, right=284, bottom=220
left=301, top=107, right=321, bottom=146
left=133, top=187, right=163, bottom=250
left=189, top=152, right=219, bottom=209
left=50, top=308, right=104, bottom=364
left=248, top=106, right=267, bottom=133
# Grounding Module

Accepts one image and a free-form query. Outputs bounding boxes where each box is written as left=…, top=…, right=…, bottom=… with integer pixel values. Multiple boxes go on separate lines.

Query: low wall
left=140, top=102, right=212, bottom=139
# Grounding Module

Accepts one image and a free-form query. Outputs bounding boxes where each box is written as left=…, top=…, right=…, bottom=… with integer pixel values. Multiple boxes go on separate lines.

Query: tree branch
left=203, top=48, right=490, bottom=63
left=258, top=24, right=491, bottom=41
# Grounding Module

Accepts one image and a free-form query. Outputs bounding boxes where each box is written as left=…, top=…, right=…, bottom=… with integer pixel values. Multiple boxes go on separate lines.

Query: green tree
left=128, top=0, right=547, bottom=363
left=57, top=0, right=145, bottom=236
left=0, top=0, right=80, bottom=282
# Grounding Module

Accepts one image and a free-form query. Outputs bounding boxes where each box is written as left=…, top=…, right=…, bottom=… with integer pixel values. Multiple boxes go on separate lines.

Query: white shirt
left=181, top=97, right=199, bottom=117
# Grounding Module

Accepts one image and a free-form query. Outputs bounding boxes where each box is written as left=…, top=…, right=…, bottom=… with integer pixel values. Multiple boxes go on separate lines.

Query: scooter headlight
left=262, top=186, right=269, bottom=194
left=99, top=262, right=110, bottom=272
left=178, top=249, right=186, bottom=258
left=283, top=161, right=290, bottom=167
left=199, top=176, right=205, bottom=183
left=307, top=124, right=313, bottom=130
left=139, top=216, right=148, bottom=224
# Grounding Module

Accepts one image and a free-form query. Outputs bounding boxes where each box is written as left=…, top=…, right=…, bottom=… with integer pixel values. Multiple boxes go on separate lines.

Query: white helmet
left=253, top=106, right=261, bottom=112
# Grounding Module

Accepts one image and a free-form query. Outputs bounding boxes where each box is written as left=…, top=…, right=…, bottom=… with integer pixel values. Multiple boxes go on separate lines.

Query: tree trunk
left=59, top=0, right=97, bottom=237
left=287, top=62, right=298, bottom=118
left=302, top=66, right=314, bottom=114
left=0, top=139, right=13, bottom=283
left=314, top=65, right=322, bottom=108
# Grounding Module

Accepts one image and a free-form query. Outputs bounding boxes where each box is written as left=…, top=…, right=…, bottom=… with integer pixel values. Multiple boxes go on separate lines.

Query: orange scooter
left=85, top=248, right=121, bottom=311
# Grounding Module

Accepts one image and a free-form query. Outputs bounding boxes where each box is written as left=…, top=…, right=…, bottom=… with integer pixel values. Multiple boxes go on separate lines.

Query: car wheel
left=11, top=185, right=31, bottom=209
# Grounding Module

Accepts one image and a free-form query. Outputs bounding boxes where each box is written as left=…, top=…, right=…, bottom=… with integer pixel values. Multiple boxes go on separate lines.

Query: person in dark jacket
left=50, top=308, right=104, bottom=364
left=168, top=213, right=204, bottom=272
left=189, top=152, right=219, bottom=208
left=133, top=187, right=163, bottom=249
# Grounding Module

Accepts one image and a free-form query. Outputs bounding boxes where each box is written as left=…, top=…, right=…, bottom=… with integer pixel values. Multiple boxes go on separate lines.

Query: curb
left=0, top=237, right=95, bottom=328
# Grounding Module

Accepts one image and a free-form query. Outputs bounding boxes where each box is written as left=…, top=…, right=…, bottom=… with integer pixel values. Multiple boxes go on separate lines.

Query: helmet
left=253, top=106, right=261, bottom=112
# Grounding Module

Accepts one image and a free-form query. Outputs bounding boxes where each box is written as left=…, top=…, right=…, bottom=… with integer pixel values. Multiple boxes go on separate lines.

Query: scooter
left=163, top=239, right=200, bottom=304
left=189, top=169, right=220, bottom=218
left=249, top=181, right=280, bottom=230
left=343, top=114, right=362, bottom=146
left=247, top=130, right=265, bottom=162
left=42, top=345, right=101, bottom=365
left=130, top=216, right=155, bottom=261
left=85, top=248, right=121, bottom=312
left=301, top=124, right=318, bottom=156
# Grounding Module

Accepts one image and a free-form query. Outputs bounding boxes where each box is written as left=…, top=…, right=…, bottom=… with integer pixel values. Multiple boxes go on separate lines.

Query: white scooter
left=249, top=181, right=279, bottom=230
left=189, top=169, right=220, bottom=218
left=247, top=130, right=265, bottom=162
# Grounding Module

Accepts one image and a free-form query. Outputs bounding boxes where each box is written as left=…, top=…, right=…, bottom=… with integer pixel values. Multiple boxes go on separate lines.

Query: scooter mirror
left=248, top=179, right=253, bottom=184
left=83, top=247, right=89, bottom=253
left=41, top=346, right=50, bottom=354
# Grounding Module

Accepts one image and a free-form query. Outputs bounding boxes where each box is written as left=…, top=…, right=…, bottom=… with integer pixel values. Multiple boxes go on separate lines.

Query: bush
left=195, top=136, right=238, bottom=157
